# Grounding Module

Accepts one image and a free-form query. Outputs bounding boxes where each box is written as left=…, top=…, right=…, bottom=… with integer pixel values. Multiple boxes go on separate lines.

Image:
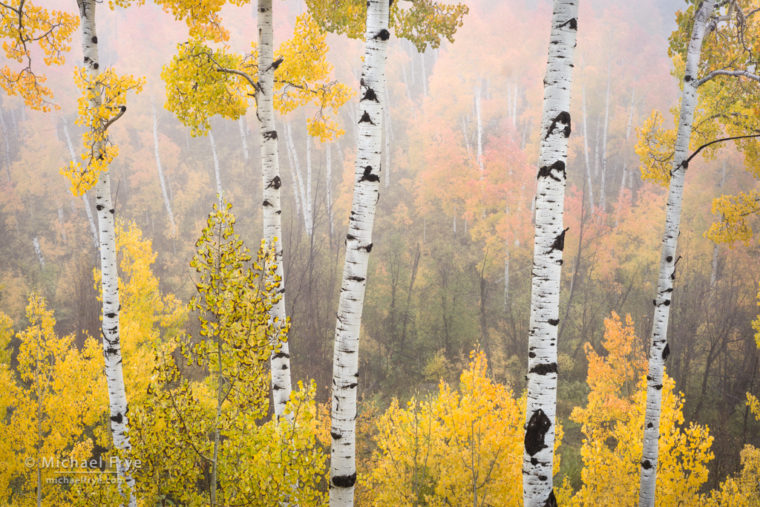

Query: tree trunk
left=581, top=87, right=595, bottom=214
left=326, top=143, right=334, bottom=242
left=306, top=133, right=314, bottom=237
left=329, top=1, right=389, bottom=504
left=209, top=130, right=223, bottom=205
left=78, top=2, right=136, bottom=504
left=616, top=89, right=636, bottom=227
left=152, top=105, right=176, bottom=232
left=599, top=71, right=611, bottom=212
left=384, top=86, right=392, bottom=188
left=475, top=84, right=485, bottom=177
left=638, top=2, right=715, bottom=506
left=523, top=2, right=578, bottom=506
left=257, top=0, right=292, bottom=419
left=238, top=116, right=249, bottom=161
left=710, top=162, right=726, bottom=288
left=62, top=117, right=98, bottom=248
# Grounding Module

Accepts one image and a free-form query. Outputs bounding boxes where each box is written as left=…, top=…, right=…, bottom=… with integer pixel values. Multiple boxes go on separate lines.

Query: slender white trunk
left=710, top=163, right=726, bottom=288
left=0, top=107, right=11, bottom=183
left=285, top=121, right=311, bottom=234
left=306, top=134, right=314, bottom=237
left=238, top=116, right=250, bottom=161
left=283, top=125, right=303, bottom=227
left=523, top=2, right=578, bottom=506
left=257, top=0, right=292, bottom=418
left=599, top=72, right=610, bottom=211
left=57, top=207, right=67, bottom=243
left=475, top=84, right=485, bottom=177
left=581, top=87, right=595, bottom=214
left=462, top=115, right=473, bottom=160
left=400, top=57, right=413, bottom=103
left=32, top=237, right=44, bottom=267
left=152, top=105, right=176, bottom=232
left=209, top=130, right=223, bottom=205
left=616, top=89, right=636, bottom=226
left=78, top=2, right=136, bottom=504
left=384, top=86, right=391, bottom=188
left=638, top=3, right=715, bottom=506
left=419, top=51, right=427, bottom=96
left=62, top=117, right=99, bottom=248
left=330, top=1, right=389, bottom=504
left=326, top=143, right=334, bottom=239
left=503, top=249, right=510, bottom=309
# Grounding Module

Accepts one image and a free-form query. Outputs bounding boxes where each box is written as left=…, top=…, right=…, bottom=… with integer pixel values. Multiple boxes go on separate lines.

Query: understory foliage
left=127, top=200, right=326, bottom=505
left=558, top=313, right=714, bottom=505
left=360, top=351, right=561, bottom=506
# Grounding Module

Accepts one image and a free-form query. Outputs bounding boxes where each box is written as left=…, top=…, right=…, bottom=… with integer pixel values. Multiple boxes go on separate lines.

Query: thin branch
left=697, top=69, right=760, bottom=87
left=680, top=133, right=760, bottom=169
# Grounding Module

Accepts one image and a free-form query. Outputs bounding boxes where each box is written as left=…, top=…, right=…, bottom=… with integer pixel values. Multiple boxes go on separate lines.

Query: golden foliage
left=558, top=313, right=714, bottom=506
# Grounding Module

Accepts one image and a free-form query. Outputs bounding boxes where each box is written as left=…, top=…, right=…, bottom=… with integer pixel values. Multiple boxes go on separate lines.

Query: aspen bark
left=581, top=87, right=595, bottom=214
left=523, top=2, right=578, bottom=506
left=616, top=89, right=636, bottom=226
left=326, top=143, right=334, bottom=240
left=238, top=116, right=249, bottom=161
left=257, top=0, right=292, bottom=418
left=151, top=105, right=176, bottom=232
left=599, top=72, right=610, bottom=211
left=638, top=2, right=715, bottom=506
left=330, top=1, right=389, bottom=504
left=209, top=130, right=223, bottom=205
left=77, top=2, right=136, bottom=504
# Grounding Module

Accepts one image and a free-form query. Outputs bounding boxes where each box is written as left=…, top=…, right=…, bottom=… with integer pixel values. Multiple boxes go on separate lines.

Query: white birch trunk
left=238, top=116, right=250, bottom=161
left=599, top=72, right=611, bottom=211
left=710, top=163, right=726, bottom=288
left=62, top=117, right=99, bottom=248
left=523, top=2, right=578, bottom=506
left=616, top=89, right=636, bottom=226
left=208, top=130, right=223, bottom=205
left=32, top=237, right=44, bottom=267
left=78, top=2, right=136, bottom=503
left=419, top=50, right=427, bottom=96
left=306, top=134, right=314, bottom=237
left=151, top=105, right=176, bottom=232
left=330, top=1, right=389, bottom=504
left=285, top=121, right=311, bottom=234
left=581, top=87, right=595, bottom=214
left=638, top=2, right=715, bottom=505
left=326, top=143, right=334, bottom=239
left=475, top=85, right=485, bottom=177
left=383, top=86, right=391, bottom=188
left=257, top=0, right=292, bottom=418
left=282, top=125, right=303, bottom=227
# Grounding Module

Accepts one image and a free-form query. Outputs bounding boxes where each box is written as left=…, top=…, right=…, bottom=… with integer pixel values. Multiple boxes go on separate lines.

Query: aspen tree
left=523, top=1, right=578, bottom=506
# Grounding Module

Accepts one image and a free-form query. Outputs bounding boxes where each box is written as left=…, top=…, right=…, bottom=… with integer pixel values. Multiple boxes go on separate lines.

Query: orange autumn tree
left=558, top=312, right=714, bottom=505
left=361, top=351, right=562, bottom=506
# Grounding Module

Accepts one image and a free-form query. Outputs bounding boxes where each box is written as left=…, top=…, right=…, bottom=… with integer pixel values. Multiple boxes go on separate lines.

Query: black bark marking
left=544, top=490, right=558, bottom=507
left=359, top=165, right=380, bottom=183
left=666, top=255, right=673, bottom=262
left=359, top=111, right=375, bottom=125
left=529, top=351, right=536, bottom=358
left=91, top=36, right=98, bottom=44
left=530, top=457, right=538, bottom=465
left=359, top=243, right=373, bottom=253
left=550, top=228, right=569, bottom=252
left=374, top=29, right=390, bottom=41
left=538, top=474, right=548, bottom=481
left=654, top=384, right=663, bottom=390
left=647, top=422, right=654, bottom=429
left=663, top=300, right=671, bottom=306
left=346, top=234, right=357, bottom=242
left=105, top=347, right=118, bottom=356
left=545, top=111, right=571, bottom=140
left=348, top=276, right=366, bottom=283
left=684, top=74, right=692, bottom=82
left=361, top=88, right=379, bottom=102
left=641, top=459, right=653, bottom=470
left=266, top=176, right=282, bottom=189
left=263, top=199, right=273, bottom=207
left=332, top=473, right=357, bottom=488
left=96, top=204, right=104, bottom=211
left=105, top=312, right=116, bottom=319
left=331, top=431, right=342, bottom=440
left=524, top=408, right=551, bottom=456
left=110, top=412, right=123, bottom=424
left=272, top=384, right=283, bottom=391
left=273, top=351, right=290, bottom=359
left=347, top=383, right=358, bottom=389
left=270, top=57, right=283, bottom=71
left=93, top=63, right=99, bottom=70
left=548, top=318, right=560, bottom=326
left=263, top=130, right=278, bottom=140
left=530, top=363, right=558, bottom=375
left=84, top=56, right=91, bottom=63
left=109, top=208, right=115, bottom=215
left=537, top=161, right=566, bottom=182
left=662, top=343, right=670, bottom=360
left=560, top=18, right=578, bottom=30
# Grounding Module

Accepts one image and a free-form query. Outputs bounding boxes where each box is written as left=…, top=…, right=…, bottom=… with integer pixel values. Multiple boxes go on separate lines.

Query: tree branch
left=680, top=133, right=760, bottom=169
left=697, top=69, right=760, bottom=87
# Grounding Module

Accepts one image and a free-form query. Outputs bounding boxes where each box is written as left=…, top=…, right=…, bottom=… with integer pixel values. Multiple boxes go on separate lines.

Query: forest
left=1, top=0, right=759, bottom=505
